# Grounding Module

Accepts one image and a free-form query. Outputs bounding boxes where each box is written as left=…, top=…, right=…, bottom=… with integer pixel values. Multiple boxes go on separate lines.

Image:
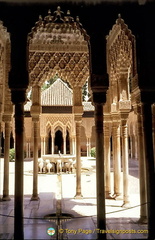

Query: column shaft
left=121, top=122, right=130, bottom=207
left=152, top=104, right=155, bottom=160
left=41, top=137, right=44, bottom=157
left=104, top=126, right=111, bottom=198
left=88, top=138, right=91, bottom=157
left=113, top=124, right=121, bottom=198
left=137, top=105, right=147, bottom=222
left=142, top=103, right=155, bottom=239
left=52, top=135, right=54, bottom=155
left=75, top=121, right=82, bottom=197
left=2, top=121, right=11, bottom=200
left=86, top=137, right=89, bottom=157
left=14, top=103, right=24, bottom=240
left=31, top=120, right=39, bottom=200
left=72, top=137, right=75, bottom=155
left=63, top=136, right=66, bottom=155
left=28, top=140, right=31, bottom=158
left=95, top=104, right=106, bottom=240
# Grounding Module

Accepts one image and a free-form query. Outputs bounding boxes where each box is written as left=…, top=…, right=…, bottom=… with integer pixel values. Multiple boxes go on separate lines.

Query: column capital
left=30, top=105, right=42, bottom=117
left=2, top=114, right=12, bottom=122
left=73, top=106, right=83, bottom=122
left=31, top=115, right=40, bottom=122
left=120, top=112, right=129, bottom=123
left=11, top=88, right=27, bottom=105
left=91, top=74, right=109, bottom=105
left=111, top=113, right=121, bottom=124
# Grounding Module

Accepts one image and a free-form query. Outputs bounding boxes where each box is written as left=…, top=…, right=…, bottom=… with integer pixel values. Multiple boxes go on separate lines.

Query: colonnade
left=0, top=7, right=155, bottom=240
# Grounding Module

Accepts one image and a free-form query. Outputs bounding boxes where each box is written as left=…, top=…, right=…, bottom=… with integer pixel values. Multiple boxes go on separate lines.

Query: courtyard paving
left=0, top=157, right=148, bottom=239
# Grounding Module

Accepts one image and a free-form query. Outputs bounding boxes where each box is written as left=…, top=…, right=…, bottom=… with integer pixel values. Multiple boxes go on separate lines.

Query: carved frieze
left=28, top=7, right=90, bottom=89
left=119, top=100, right=131, bottom=110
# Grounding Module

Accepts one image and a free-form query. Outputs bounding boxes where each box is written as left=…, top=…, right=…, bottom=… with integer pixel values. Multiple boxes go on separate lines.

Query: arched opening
left=0, top=131, right=4, bottom=156
left=10, top=132, right=14, bottom=149
left=54, top=130, right=63, bottom=154
left=47, top=130, right=52, bottom=154
left=66, top=129, right=70, bottom=154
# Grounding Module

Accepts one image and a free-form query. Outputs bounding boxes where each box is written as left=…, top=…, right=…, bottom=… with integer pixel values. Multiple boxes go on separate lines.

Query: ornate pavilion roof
left=41, top=78, right=72, bottom=106
left=24, top=78, right=94, bottom=111
left=28, top=6, right=90, bottom=89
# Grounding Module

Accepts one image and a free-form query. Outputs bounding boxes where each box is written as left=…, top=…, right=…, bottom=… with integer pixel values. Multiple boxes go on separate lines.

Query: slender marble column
left=69, top=137, right=72, bottom=154
left=72, top=136, right=75, bottom=155
left=134, top=134, right=138, bottom=159
left=52, top=134, right=54, bottom=155
left=75, top=120, right=82, bottom=198
left=26, top=141, right=28, bottom=158
left=95, top=103, right=106, bottom=240
left=86, top=137, right=89, bottom=157
left=31, top=118, right=39, bottom=200
left=88, top=138, right=91, bottom=157
left=130, top=136, right=133, bottom=158
left=14, top=103, right=25, bottom=240
left=136, top=104, right=147, bottom=222
left=112, top=123, right=121, bottom=198
left=142, top=103, right=155, bottom=240
left=41, top=137, right=44, bottom=157
left=121, top=119, right=130, bottom=207
left=152, top=104, right=155, bottom=160
left=2, top=120, right=11, bottom=201
left=28, top=140, right=31, bottom=158
left=63, top=134, right=66, bottom=155
left=104, top=125, right=112, bottom=198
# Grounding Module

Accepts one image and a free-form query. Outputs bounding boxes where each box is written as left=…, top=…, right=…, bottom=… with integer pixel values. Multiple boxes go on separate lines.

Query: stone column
left=135, top=104, right=147, bottom=223
left=86, top=137, right=89, bottom=157
left=2, top=116, right=11, bottom=201
left=91, top=74, right=108, bottom=240
left=74, top=119, right=82, bottom=198
left=86, top=137, right=91, bottom=157
left=52, top=134, right=54, bottom=155
left=14, top=102, right=25, bottom=240
left=73, top=86, right=83, bottom=198
left=121, top=116, right=130, bottom=207
left=0, top=122, right=2, bottom=161
left=104, top=124, right=112, bottom=198
left=134, top=134, right=138, bottom=159
left=130, top=135, right=133, bottom=158
left=30, top=85, right=41, bottom=201
left=41, top=137, right=46, bottom=156
left=43, top=137, right=46, bottom=155
left=31, top=117, right=40, bottom=200
left=41, top=137, right=44, bottom=157
left=112, top=121, right=122, bottom=198
left=63, top=129, right=66, bottom=155
left=69, top=136, right=72, bottom=154
left=26, top=141, right=29, bottom=158
left=95, top=103, right=106, bottom=240
left=28, top=139, right=31, bottom=158
left=152, top=104, right=155, bottom=159
left=72, top=136, right=76, bottom=155
left=142, top=103, right=155, bottom=239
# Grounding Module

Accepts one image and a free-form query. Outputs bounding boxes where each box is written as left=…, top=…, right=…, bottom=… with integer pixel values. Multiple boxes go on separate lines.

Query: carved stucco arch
left=27, top=6, right=90, bottom=116
left=106, top=14, right=136, bottom=113
left=53, top=120, right=65, bottom=136
left=46, top=121, right=52, bottom=134
left=0, top=20, right=12, bottom=125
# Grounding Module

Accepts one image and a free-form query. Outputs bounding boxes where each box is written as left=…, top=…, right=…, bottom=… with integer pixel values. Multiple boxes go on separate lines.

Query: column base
left=74, top=193, right=83, bottom=199
left=31, top=195, right=39, bottom=201
left=113, top=193, right=123, bottom=200
left=137, top=216, right=148, bottom=224
left=1, top=196, right=11, bottom=201
left=122, top=201, right=130, bottom=208
left=105, top=191, right=113, bottom=199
